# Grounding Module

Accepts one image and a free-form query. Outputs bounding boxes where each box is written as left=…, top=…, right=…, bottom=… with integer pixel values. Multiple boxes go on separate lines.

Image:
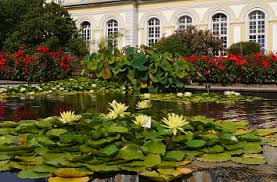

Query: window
left=249, top=10, right=266, bottom=51
left=81, top=21, right=91, bottom=49
left=106, top=19, right=119, bottom=49
left=212, top=13, right=228, bottom=55
left=178, top=15, right=192, bottom=30
left=147, top=18, right=160, bottom=46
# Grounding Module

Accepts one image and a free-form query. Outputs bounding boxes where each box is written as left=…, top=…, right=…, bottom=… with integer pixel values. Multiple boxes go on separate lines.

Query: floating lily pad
left=219, top=133, right=238, bottom=144
left=17, top=169, right=51, bottom=179
left=197, top=153, right=231, bottom=162
left=54, top=168, right=93, bottom=178
left=46, top=129, right=67, bottom=137
left=164, top=151, right=185, bottom=161
left=118, top=144, right=144, bottom=160
left=231, top=155, right=266, bottom=165
left=243, top=143, right=262, bottom=154
left=185, top=139, right=206, bottom=149
left=267, top=140, right=277, bottom=147
left=107, top=125, right=128, bottom=133
left=238, top=133, right=261, bottom=142
left=142, top=140, right=166, bottom=155
left=48, top=177, right=90, bottom=182
left=144, top=154, right=161, bottom=168
left=202, top=145, right=224, bottom=153
left=255, top=128, right=277, bottom=136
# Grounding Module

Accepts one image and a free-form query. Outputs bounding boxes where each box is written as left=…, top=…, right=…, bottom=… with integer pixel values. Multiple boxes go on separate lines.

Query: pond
left=0, top=92, right=276, bottom=182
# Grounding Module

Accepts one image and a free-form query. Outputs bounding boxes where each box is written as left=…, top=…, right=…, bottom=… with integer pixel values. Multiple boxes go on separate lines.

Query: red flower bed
left=183, top=53, right=277, bottom=84
left=0, top=47, right=76, bottom=82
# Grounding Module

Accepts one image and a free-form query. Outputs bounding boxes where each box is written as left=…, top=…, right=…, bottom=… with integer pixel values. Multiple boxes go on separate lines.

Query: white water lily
left=0, top=88, right=7, bottom=93
left=224, top=91, right=240, bottom=96
left=184, top=92, right=192, bottom=97
left=59, top=87, right=65, bottom=91
left=20, top=88, right=26, bottom=92
left=143, top=93, right=151, bottom=99
left=177, top=93, right=183, bottom=97
left=162, top=113, right=189, bottom=135
left=58, top=111, right=82, bottom=123
left=136, top=100, right=152, bottom=109
left=107, top=100, right=129, bottom=120
left=89, top=90, right=94, bottom=93
left=133, top=114, right=151, bottom=128
left=91, top=84, right=97, bottom=88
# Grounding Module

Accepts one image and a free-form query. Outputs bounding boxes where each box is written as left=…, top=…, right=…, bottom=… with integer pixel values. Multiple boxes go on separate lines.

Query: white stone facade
left=48, top=0, right=277, bottom=53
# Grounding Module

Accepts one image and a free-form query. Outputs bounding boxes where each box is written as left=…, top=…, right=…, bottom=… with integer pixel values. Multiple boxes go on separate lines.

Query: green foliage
left=82, top=47, right=193, bottom=93
left=0, top=1, right=88, bottom=56
left=228, top=41, right=261, bottom=55
left=0, top=110, right=275, bottom=181
left=152, top=36, right=187, bottom=56
left=171, top=26, right=223, bottom=55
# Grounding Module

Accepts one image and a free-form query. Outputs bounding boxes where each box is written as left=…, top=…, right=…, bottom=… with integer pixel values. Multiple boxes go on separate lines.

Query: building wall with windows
left=57, top=0, right=277, bottom=53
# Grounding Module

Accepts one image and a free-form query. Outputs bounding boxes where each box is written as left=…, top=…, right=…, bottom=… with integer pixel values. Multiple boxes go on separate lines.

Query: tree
left=1, top=1, right=88, bottom=56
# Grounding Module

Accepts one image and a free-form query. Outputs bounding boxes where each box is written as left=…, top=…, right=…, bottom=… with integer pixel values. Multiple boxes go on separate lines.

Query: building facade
left=48, top=0, right=277, bottom=53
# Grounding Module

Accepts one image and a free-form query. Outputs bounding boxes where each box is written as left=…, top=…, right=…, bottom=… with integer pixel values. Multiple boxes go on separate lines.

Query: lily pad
left=238, top=133, right=261, bottom=142
left=231, top=155, right=266, bottom=165
left=144, top=154, right=161, bottom=167
left=118, top=144, right=144, bottom=160
left=255, top=128, right=277, bottom=136
left=197, top=153, right=231, bottom=162
left=164, top=151, right=185, bottom=161
left=185, top=139, right=206, bottom=149
left=202, top=145, right=224, bottom=153
left=46, top=129, right=67, bottom=137
left=48, top=177, right=90, bottom=182
left=142, top=140, right=166, bottom=155
left=54, top=168, right=93, bottom=178
left=17, top=169, right=51, bottom=179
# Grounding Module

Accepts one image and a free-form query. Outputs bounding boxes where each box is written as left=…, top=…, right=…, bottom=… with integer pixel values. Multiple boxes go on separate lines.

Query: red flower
left=36, top=47, right=50, bottom=53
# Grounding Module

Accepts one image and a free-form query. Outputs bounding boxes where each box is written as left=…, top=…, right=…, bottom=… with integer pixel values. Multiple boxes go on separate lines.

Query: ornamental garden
left=0, top=1, right=276, bottom=182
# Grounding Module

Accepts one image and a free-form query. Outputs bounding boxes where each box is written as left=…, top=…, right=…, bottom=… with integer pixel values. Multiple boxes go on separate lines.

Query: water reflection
left=0, top=93, right=276, bottom=128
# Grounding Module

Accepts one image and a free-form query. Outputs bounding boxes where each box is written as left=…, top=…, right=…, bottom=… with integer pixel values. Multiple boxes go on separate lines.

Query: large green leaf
left=219, top=133, right=238, bottom=144
left=185, top=139, right=206, bottom=149
left=144, top=154, right=161, bottom=167
left=142, top=140, right=166, bottom=155
left=238, top=133, right=261, bottom=142
left=17, top=170, right=51, bottom=179
left=46, top=129, right=67, bottom=137
left=106, top=125, right=128, bottom=133
left=118, top=144, right=144, bottom=160
left=202, top=145, right=224, bottom=153
left=231, top=154, right=266, bottom=165
left=54, top=168, right=93, bottom=177
left=197, top=153, right=231, bottom=162
left=164, top=151, right=185, bottom=161
left=100, top=144, right=118, bottom=157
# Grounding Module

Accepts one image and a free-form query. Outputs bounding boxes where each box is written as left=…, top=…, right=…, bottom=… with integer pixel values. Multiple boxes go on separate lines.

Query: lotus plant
left=107, top=100, right=129, bottom=120
left=224, top=91, right=240, bottom=96
left=58, top=111, right=82, bottom=123
left=162, top=113, right=188, bottom=135
left=136, top=100, right=152, bottom=109
left=133, top=114, right=151, bottom=128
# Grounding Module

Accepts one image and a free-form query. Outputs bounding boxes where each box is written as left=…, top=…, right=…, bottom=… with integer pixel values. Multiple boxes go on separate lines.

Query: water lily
left=143, top=93, right=150, bottom=99
left=136, top=100, right=152, bottom=109
left=184, top=92, right=192, bottom=97
left=58, top=111, right=82, bottom=123
left=162, top=113, right=188, bottom=135
left=20, top=87, right=26, bottom=92
left=133, top=114, right=151, bottom=128
left=0, top=88, right=7, bottom=93
left=91, top=84, right=97, bottom=88
left=107, top=100, right=128, bottom=119
left=177, top=93, right=183, bottom=97
left=224, top=91, right=240, bottom=96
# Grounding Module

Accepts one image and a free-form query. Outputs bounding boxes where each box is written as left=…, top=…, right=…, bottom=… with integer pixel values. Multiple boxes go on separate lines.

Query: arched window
left=212, top=13, right=228, bottom=53
left=178, top=15, right=192, bottom=30
left=81, top=21, right=91, bottom=49
left=106, top=19, right=119, bottom=49
left=249, top=10, right=266, bottom=51
left=147, top=18, right=160, bottom=46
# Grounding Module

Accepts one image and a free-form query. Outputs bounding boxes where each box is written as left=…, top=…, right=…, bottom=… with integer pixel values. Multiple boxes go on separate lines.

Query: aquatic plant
left=162, top=113, right=188, bottom=135
left=136, top=100, right=152, bottom=109
left=133, top=114, right=151, bottom=128
left=58, top=111, right=82, bottom=123
left=107, top=100, right=129, bottom=119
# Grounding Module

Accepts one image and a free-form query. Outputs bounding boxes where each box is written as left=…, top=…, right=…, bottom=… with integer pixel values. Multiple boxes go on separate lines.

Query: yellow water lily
left=107, top=100, right=129, bottom=120
left=162, top=113, right=188, bottom=135
left=58, top=111, right=82, bottom=124
left=136, top=100, right=152, bottom=109
left=133, top=114, right=151, bottom=128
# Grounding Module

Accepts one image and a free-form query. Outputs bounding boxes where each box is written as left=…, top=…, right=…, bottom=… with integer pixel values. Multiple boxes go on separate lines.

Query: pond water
left=0, top=92, right=276, bottom=181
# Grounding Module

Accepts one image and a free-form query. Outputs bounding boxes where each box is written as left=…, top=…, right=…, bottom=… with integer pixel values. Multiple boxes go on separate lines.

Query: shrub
left=152, top=36, right=187, bottom=56
left=183, top=53, right=277, bottom=84
left=0, top=47, right=76, bottom=82
left=228, top=41, right=261, bottom=55
left=169, top=26, right=223, bottom=55
left=82, top=47, right=193, bottom=93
